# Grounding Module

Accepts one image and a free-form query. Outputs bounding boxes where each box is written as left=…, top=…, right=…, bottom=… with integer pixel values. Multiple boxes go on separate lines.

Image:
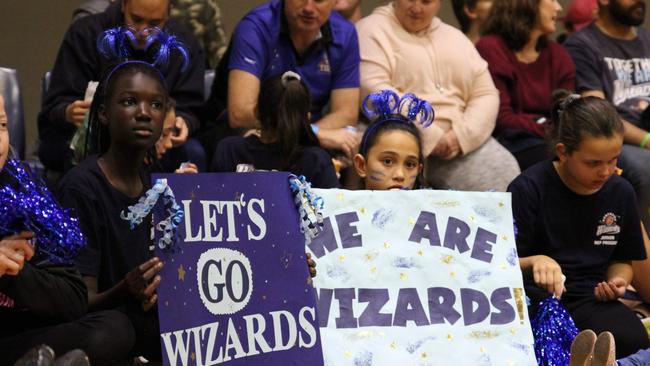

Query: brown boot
left=592, top=331, right=617, bottom=366
left=570, top=329, right=597, bottom=366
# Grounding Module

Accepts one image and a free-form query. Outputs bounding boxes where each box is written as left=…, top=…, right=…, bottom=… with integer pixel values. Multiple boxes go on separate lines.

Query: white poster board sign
left=310, top=189, right=536, bottom=366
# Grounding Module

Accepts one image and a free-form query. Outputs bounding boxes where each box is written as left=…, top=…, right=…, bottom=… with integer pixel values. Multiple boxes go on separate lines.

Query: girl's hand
left=306, top=252, right=317, bottom=278
left=594, top=277, right=627, bottom=302
left=170, top=116, right=189, bottom=147
left=124, top=257, right=163, bottom=311
left=531, top=255, right=565, bottom=299
left=175, top=162, right=198, bottom=174
left=0, top=232, right=35, bottom=277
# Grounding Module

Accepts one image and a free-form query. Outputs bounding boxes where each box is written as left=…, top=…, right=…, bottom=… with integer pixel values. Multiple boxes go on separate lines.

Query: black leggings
left=0, top=310, right=135, bottom=366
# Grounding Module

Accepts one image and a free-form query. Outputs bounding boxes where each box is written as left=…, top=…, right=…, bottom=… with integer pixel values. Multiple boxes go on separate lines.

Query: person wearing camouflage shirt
left=72, top=0, right=227, bottom=67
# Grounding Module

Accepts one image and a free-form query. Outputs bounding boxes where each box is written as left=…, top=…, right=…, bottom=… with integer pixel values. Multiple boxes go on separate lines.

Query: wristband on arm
left=640, top=132, right=650, bottom=148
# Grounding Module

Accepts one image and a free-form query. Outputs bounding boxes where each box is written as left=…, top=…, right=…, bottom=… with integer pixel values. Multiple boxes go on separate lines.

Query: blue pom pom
left=0, top=160, right=85, bottom=264
left=531, top=296, right=579, bottom=366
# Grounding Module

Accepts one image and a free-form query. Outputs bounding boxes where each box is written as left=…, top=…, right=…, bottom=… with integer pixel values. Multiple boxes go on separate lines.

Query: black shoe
left=12, top=344, right=55, bottom=366
left=52, top=350, right=89, bottom=366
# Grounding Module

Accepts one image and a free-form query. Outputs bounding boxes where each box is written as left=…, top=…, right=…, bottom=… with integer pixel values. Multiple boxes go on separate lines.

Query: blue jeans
left=618, top=144, right=650, bottom=234
left=619, top=348, right=650, bottom=366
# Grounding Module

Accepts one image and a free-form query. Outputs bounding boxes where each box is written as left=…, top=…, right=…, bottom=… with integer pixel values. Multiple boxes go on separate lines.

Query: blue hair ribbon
left=97, top=26, right=138, bottom=61
left=120, top=178, right=183, bottom=251
left=289, top=175, right=324, bottom=244
left=360, top=90, right=435, bottom=154
left=145, top=27, right=190, bottom=72
left=97, top=26, right=190, bottom=72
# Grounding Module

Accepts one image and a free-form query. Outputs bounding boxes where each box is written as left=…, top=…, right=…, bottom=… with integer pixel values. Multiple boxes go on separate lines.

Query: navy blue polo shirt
left=228, top=0, right=360, bottom=122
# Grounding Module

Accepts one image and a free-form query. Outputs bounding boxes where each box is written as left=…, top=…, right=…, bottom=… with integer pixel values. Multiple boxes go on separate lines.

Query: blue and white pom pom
left=121, top=178, right=183, bottom=250
left=531, top=295, right=579, bottom=366
left=289, top=175, right=324, bottom=244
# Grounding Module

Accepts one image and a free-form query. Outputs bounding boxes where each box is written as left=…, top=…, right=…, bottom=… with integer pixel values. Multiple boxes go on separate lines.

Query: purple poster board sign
left=152, top=172, right=324, bottom=366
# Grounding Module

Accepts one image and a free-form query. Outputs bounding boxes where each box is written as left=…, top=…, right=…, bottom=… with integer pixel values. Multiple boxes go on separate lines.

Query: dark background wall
left=0, top=0, right=602, bottom=156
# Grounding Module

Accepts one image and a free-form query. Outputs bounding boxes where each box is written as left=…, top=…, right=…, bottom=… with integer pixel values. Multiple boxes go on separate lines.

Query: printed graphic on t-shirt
left=605, top=57, right=650, bottom=111
left=594, top=212, right=621, bottom=246
left=318, top=53, right=331, bottom=74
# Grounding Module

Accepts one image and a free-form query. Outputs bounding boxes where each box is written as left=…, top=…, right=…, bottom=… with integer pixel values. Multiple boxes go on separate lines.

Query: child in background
left=0, top=95, right=133, bottom=366
left=212, top=71, right=340, bottom=188
left=156, top=98, right=197, bottom=173
left=57, top=60, right=170, bottom=362
left=353, top=90, right=432, bottom=190
left=509, top=90, right=649, bottom=357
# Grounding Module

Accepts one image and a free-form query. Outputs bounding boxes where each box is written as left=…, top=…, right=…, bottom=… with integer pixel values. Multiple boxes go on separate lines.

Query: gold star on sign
left=370, top=266, right=377, bottom=273
left=400, top=273, right=408, bottom=280
left=447, top=334, right=453, bottom=341
left=498, top=202, right=505, bottom=208
left=390, top=341, right=397, bottom=349
left=417, top=249, right=424, bottom=256
left=408, top=218, right=415, bottom=225
left=480, top=346, right=487, bottom=353
left=421, top=352, right=428, bottom=358
left=178, top=264, right=186, bottom=281
left=450, top=272, right=456, bottom=278
left=442, top=255, right=454, bottom=264
left=338, top=255, right=346, bottom=262
left=359, top=207, right=365, bottom=214
left=190, top=352, right=196, bottom=361
left=337, top=192, right=345, bottom=201
left=384, top=242, right=391, bottom=249
left=501, top=235, right=508, bottom=241
left=344, top=351, right=352, bottom=358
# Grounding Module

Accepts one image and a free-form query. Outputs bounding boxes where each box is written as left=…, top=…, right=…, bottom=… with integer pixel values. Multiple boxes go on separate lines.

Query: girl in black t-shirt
left=509, top=90, right=649, bottom=357
left=213, top=71, right=340, bottom=188
left=58, top=60, right=173, bottom=362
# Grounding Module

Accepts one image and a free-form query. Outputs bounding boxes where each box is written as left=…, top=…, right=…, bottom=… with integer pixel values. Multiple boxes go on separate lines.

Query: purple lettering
left=471, top=228, right=496, bottom=263
left=308, top=217, right=338, bottom=258
left=336, top=212, right=362, bottom=249
left=427, top=287, right=461, bottom=325
left=443, top=217, right=471, bottom=254
left=316, top=288, right=333, bottom=327
left=334, top=288, right=358, bottom=328
left=408, top=211, right=442, bottom=247
left=393, top=288, right=429, bottom=327
left=358, top=288, right=392, bottom=326
left=460, top=288, right=490, bottom=326
left=490, top=287, right=515, bottom=325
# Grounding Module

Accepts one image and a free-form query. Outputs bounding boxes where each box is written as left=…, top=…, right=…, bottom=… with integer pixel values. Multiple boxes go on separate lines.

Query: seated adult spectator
left=335, top=0, right=363, bottom=23
left=72, top=0, right=227, bottom=68
left=39, top=0, right=205, bottom=174
left=204, top=0, right=361, bottom=166
left=563, top=0, right=650, bottom=235
left=476, top=0, right=575, bottom=170
left=451, top=0, right=493, bottom=44
left=356, top=0, right=520, bottom=191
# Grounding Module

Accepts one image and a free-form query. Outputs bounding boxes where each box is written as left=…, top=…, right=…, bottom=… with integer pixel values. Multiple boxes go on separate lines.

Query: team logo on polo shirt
left=594, top=212, right=620, bottom=246
left=318, top=53, right=331, bottom=74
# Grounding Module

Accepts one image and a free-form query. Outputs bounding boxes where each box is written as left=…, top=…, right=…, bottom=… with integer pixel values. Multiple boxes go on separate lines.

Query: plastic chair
left=0, top=67, right=25, bottom=159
